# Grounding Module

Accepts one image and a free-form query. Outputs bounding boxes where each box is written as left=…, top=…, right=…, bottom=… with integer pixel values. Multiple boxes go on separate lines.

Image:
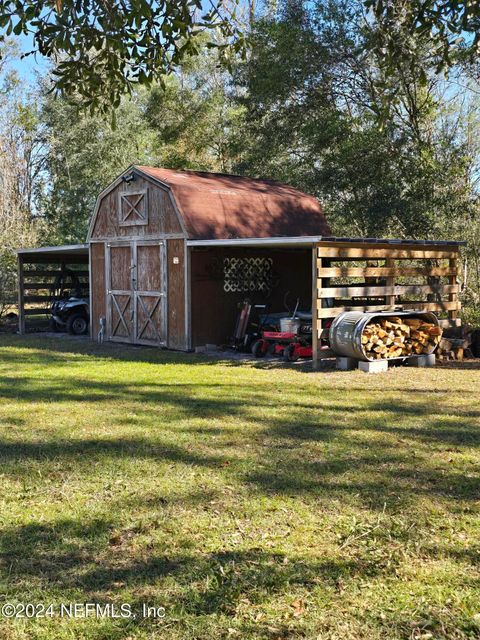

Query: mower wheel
left=283, top=344, right=299, bottom=362
left=267, top=341, right=279, bottom=356
left=251, top=339, right=266, bottom=358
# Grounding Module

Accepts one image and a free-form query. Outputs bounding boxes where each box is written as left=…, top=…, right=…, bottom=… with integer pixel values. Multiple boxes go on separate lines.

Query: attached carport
left=186, top=236, right=319, bottom=348
left=16, top=244, right=90, bottom=334
left=187, top=235, right=463, bottom=367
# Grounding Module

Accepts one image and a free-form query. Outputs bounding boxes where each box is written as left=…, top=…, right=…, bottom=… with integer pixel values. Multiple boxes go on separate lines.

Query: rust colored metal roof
left=136, top=166, right=331, bottom=240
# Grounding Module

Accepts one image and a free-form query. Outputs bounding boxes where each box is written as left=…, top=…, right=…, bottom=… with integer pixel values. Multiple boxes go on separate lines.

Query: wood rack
left=313, top=240, right=461, bottom=368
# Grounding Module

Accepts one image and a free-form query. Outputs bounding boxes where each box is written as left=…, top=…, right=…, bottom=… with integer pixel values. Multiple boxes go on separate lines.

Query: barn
left=17, top=165, right=463, bottom=366
left=87, top=165, right=330, bottom=350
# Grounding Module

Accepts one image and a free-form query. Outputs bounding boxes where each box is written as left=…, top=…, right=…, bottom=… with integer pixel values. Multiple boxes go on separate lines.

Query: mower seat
left=295, top=311, right=312, bottom=320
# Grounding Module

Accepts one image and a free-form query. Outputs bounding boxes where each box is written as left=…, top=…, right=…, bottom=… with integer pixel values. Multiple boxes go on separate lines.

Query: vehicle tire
left=48, top=317, right=61, bottom=332
left=67, top=313, right=89, bottom=335
left=267, top=341, right=278, bottom=356
left=284, top=344, right=299, bottom=362
left=251, top=339, right=266, bottom=358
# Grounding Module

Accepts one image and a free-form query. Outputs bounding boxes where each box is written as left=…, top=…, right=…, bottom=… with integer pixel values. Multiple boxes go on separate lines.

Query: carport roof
left=16, top=244, right=89, bottom=263
left=186, top=236, right=465, bottom=248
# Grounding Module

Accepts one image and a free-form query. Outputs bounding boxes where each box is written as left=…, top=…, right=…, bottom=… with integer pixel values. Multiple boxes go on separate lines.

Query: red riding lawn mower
left=250, top=295, right=333, bottom=361
left=231, top=296, right=331, bottom=362
left=251, top=311, right=315, bottom=361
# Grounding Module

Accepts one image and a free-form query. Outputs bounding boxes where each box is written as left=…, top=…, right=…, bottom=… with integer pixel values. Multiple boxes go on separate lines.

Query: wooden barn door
left=107, top=242, right=134, bottom=342
left=133, top=241, right=166, bottom=346
left=107, top=241, right=166, bottom=346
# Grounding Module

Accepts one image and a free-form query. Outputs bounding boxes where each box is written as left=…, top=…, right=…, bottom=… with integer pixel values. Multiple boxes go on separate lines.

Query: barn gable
left=87, top=168, right=185, bottom=241
left=87, top=165, right=330, bottom=241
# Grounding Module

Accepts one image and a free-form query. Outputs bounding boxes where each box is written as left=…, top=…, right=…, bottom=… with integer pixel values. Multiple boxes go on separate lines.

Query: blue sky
left=9, top=33, right=49, bottom=83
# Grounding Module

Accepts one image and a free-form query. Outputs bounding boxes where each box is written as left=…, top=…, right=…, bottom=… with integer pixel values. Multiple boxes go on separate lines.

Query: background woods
left=1, top=0, right=480, bottom=320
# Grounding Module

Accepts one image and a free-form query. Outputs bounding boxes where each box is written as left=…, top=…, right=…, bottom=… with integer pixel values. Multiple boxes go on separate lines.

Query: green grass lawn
left=0, top=335, right=479, bottom=640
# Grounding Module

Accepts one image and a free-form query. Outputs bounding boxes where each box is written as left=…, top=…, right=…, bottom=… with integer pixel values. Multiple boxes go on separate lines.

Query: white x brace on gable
left=118, top=190, right=148, bottom=226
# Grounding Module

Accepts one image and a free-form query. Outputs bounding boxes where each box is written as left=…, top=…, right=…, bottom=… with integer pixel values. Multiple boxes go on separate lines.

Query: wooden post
left=385, top=258, right=396, bottom=309
left=448, top=255, right=459, bottom=321
left=312, top=245, right=319, bottom=370
left=17, top=255, right=25, bottom=335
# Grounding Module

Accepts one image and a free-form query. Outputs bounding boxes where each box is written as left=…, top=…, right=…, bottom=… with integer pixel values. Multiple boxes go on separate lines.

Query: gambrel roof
left=135, top=166, right=330, bottom=240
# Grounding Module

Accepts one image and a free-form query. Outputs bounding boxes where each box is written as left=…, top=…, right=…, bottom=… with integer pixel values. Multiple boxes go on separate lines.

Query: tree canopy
left=1, top=1, right=480, bottom=115
left=0, top=0, right=245, bottom=113
left=367, top=0, right=480, bottom=74
left=1, top=0, right=480, bottom=318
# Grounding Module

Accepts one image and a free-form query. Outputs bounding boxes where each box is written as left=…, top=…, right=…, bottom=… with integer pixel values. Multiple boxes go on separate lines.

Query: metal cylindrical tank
left=329, top=310, right=440, bottom=361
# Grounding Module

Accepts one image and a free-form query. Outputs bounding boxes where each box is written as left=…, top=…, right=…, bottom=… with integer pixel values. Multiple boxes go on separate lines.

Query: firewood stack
left=435, top=324, right=475, bottom=361
left=361, top=317, right=442, bottom=360
left=436, top=338, right=466, bottom=361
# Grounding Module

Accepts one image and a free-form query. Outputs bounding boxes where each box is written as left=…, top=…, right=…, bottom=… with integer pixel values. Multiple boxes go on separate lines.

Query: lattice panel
left=223, top=257, right=276, bottom=293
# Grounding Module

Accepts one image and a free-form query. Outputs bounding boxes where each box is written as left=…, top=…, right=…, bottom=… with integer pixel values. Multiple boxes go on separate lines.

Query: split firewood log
left=361, top=318, right=442, bottom=360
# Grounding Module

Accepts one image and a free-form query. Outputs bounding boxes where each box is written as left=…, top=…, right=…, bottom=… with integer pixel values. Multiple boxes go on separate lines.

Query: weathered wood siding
left=90, top=174, right=183, bottom=240
left=108, top=243, right=134, bottom=342
left=167, top=238, right=187, bottom=350
left=134, top=242, right=166, bottom=346
left=137, top=244, right=162, bottom=292
left=90, top=242, right=106, bottom=338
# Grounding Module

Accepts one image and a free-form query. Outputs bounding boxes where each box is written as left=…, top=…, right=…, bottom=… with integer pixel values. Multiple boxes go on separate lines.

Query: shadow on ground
left=0, top=335, right=478, bottom=638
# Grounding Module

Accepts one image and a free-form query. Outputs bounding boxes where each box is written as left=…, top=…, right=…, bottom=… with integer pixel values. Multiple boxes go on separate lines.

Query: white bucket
left=280, top=317, right=301, bottom=333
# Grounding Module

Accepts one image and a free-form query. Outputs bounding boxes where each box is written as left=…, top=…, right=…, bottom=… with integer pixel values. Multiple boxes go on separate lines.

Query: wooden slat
left=312, top=253, right=320, bottom=368
left=384, top=258, right=396, bottom=308
left=317, top=240, right=460, bottom=251
left=24, top=283, right=89, bottom=291
left=317, top=284, right=458, bottom=298
left=448, top=257, right=459, bottom=321
left=23, top=269, right=89, bottom=277
left=317, top=266, right=458, bottom=278
left=319, top=284, right=391, bottom=297
left=318, top=304, right=399, bottom=319
left=398, top=284, right=459, bottom=296
left=23, top=308, right=50, bottom=316
left=317, top=300, right=461, bottom=319
left=401, top=301, right=461, bottom=310
left=317, top=239, right=459, bottom=247
left=317, top=246, right=458, bottom=260
left=17, top=256, right=25, bottom=334
left=24, top=295, right=56, bottom=303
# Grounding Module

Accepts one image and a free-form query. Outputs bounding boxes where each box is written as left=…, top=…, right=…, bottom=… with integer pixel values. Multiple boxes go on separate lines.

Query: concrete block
left=407, top=353, right=436, bottom=367
left=358, top=359, right=389, bottom=374
left=336, top=356, right=357, bottom=371
left=195, top=346, right=206, bottom=353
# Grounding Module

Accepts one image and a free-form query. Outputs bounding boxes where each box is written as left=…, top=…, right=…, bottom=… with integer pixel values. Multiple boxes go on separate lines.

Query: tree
left=235, top=0, right=476, bottom=240
left=38, top=88, right=157, bottom=243
left=36, top=35, right=245, bottom=244
left=145, top=38, right=245, bottom=172
left=366, top=0, right=480, bottom=78
left=0, top=41, right=42, bottom=314
left=0, top=0, right=244, bottom=115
